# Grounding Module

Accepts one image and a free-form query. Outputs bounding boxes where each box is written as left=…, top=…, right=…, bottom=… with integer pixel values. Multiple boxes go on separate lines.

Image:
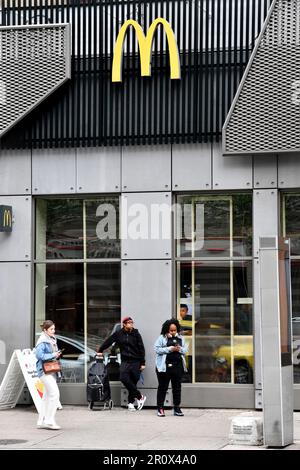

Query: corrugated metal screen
left=223, top=0, right=300, bottom=155
left=0, top=24, right=71, bottom=139
left=0, top=0, right=272, bottom=149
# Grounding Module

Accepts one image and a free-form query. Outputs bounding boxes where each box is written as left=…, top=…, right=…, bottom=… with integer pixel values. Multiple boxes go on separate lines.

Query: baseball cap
left=122, top=316, right=133, bottom=324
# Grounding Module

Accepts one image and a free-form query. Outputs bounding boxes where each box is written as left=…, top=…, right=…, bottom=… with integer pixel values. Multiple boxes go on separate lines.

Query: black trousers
left=120, top=361, right=142, bottom=404
left=156, top=363, right=183, bottom=408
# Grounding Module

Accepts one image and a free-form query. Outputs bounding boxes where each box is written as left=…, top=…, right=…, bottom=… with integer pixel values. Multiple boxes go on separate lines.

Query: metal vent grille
left=223, top=0, right=300, bottom=155
left=259, top=237, right=277, bottom=249
left=0, top=23, right=71, bottom=138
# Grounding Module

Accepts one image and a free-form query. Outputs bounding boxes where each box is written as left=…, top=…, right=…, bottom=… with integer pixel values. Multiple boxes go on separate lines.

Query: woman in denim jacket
left=154, top=319, right=188, bottom=417
left=35, top=320, right=62, bottom=430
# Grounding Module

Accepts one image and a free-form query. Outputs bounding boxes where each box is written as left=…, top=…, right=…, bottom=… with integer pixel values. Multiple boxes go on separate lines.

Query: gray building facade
left=0, top=0, right=299, bottom=409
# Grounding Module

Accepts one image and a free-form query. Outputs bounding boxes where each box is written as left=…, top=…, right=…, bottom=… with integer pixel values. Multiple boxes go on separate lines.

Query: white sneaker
left=57, top=403, right=63, bottom=410
left=37, top=420, right=45, bottom=429
left=128, top=403, right=136, bottom=412
left=136, top=395, right=146, bottom=411
left=43, top=423, right=61, bottom=430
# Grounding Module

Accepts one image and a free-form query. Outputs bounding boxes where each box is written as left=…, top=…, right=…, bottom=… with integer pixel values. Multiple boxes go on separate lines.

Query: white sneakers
left=128, top=395, right=147, bottom=411
left=37, top=421, right=61, bottom=430
left=44, top=423, right=61, bottom=430
left=136, top=394, right=146, bottom=411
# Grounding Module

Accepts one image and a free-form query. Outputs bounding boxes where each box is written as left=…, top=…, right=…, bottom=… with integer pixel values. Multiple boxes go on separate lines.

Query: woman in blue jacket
left=35, top=320, right=62, bottom=430
left=154, top=319, right=188, bottom=417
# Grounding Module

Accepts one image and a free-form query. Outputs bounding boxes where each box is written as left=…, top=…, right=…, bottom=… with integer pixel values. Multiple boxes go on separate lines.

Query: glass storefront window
left=176, top=194, right=252, bottom=258
left=282, top=194, right=300, bottom=382
left=35, top=262, right=121, bottom=383
left=291, top=261, right=300, bottom=383
left=85, top=198, right=120, bottom=258
left=36, top=199, right=83, bottom=259
left=177, top=260, right=253, bottom=384
left=283, top=194, right=300, bottom=256
left=176, top=193, right=253, bottom=385
left=35, top=196, right=121, bottom=383
left=36, top=197, right=120, bottom=260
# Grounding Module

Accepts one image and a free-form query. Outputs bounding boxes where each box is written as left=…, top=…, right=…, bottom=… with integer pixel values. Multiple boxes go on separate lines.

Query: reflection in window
left=35, top=263, right=85, bottom=382
left=282, top=195, right=300, bottom=381
left=36, top=197, right=120, bottom=260
left=177, top=260, right=253, bottom=384
left=35, top=196, right=121, bottom=383
left=283, top=195, right=300, bottom=256
left=35, top=262, right=121, bottom=383
left=85, top=198, right=120, bottom=258
left=87, top=263, right=121, bottom=380
left=36, top=199, right=83, bottom=259
left=291, top=261, right=300, bottom=383
left=176, top=194, right=252, bottom=258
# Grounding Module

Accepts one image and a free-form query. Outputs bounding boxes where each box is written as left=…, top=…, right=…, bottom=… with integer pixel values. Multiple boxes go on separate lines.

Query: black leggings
left=156, top=364, right=183, bottom=408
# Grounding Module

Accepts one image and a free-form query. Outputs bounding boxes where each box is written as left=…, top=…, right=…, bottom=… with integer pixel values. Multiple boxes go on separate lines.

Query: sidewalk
left=0, top=406, right=300, bottom=450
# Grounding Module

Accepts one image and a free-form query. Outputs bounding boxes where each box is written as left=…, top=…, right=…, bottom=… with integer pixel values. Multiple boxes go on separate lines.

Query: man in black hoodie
left=97, top=316, right=146, bottom=411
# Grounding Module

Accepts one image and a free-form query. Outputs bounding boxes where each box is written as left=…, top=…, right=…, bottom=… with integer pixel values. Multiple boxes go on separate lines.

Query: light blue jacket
left=154, top=334, right=188, bottom=372
left=35, top=333, right=57, bottom=378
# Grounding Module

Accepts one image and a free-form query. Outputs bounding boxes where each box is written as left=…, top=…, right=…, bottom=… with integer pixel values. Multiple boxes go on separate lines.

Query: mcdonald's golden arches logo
left=0, top=205, right=12, bottom=232
left=112, top=18, right=181, bottom=83
left=3, top=209, right=11, bottom=227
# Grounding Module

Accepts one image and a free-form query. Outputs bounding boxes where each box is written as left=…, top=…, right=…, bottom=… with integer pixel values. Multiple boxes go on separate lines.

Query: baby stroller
left=87, top=354, right=119, bottom=410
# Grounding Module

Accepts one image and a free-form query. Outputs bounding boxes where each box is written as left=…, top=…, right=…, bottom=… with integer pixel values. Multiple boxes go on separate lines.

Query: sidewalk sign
left=0, top=350, right=25, bottom=410
left=0, top=349, right=43, bottom=413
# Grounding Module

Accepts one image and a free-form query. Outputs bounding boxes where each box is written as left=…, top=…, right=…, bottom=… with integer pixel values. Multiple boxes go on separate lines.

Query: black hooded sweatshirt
left=99, top=328, right=145, bottom=366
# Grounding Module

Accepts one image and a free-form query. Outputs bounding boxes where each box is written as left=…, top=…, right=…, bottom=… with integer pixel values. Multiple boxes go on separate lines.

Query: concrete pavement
left=0, top=406, right=300, bottom=450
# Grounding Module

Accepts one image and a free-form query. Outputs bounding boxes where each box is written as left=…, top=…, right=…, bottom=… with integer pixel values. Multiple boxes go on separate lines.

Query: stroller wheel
left=88, top=401, right=94, bottom=410
left=108, top=399, right=114, bottom=410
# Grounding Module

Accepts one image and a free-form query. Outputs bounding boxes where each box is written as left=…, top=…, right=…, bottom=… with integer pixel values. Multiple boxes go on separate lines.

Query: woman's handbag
left=42, top=360, right=61, bottom=374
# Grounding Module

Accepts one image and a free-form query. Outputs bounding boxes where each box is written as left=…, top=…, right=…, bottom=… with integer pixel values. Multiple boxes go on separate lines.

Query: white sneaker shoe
left=43, top=423, right=61, bottom=430
left=136, top=395, right=146, bottom=411
left=128, top=403, right=136, bottom=412
left=37, top=415, right=45, bottom=428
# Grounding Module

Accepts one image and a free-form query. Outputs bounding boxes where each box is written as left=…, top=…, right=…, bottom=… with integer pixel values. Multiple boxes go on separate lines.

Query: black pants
left=156, top=363, right=183, bottom=408
left=120, top=361, right=142, bottom=404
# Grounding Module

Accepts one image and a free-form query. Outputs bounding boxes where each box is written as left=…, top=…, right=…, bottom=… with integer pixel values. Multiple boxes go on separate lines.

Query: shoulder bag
left=42, top=360, right=61, bottom=374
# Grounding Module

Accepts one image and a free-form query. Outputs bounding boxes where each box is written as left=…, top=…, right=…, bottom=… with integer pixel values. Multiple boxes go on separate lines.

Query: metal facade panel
left=278, top=152, right=300, bottom=188
left=121, top=192, right=172, bottom=260
left=50, top=383, right=255, bottom=408
left=0, top=196, right=31, bottom=261
left=254, top=259, right=262, bottom=390
left=253, top=189, right=279, bottom=257
left=259, top=238, right=294, bottom=445
left=282, top=366, right=294, bottom=443
left=0, top=262, right=31, bottom=382
left=121, top=260, right=172, bottom=390
left=253, top=155, right=278, bottom=189
left=32, top=148, right=76, bottom=194
left=223, top=0, right=300, bottom=155
left=0, top=24, right=71, bottom=139
left=122, top=146, right=171, bottom=192
left=0, top=149, right=31, bottom=195
left=121, top=387, right=173, bottom=408
left=172, top=144, right=211, bottom=191
left=77, top=147, right=121, bottom=193
left=212, top=144, right=253, bottom=190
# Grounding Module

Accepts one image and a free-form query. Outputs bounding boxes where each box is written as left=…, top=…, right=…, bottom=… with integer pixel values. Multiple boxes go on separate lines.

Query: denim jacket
left=154, top=334, right=188, bottom=372
left=35, top=337, right=57, bottom=378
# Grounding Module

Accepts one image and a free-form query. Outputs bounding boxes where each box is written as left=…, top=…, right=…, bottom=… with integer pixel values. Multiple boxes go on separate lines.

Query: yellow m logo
left=3, top=209, right=11, bottom=227
left=112, top=18, right=181, bottom=83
